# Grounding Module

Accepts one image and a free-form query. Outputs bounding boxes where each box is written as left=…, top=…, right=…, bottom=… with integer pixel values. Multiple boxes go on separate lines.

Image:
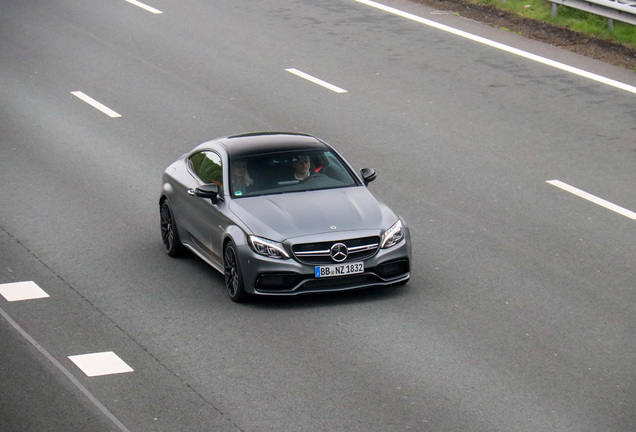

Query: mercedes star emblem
left=330, top=243, right=348, bottom=262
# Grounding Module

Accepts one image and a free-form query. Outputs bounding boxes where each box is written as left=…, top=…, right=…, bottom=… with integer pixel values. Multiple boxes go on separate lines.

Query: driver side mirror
left=360, top=168, right=377, bottom=186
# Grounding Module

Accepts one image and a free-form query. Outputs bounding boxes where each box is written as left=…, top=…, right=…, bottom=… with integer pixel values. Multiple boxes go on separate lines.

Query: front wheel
left=224, top=241, right=247, bottom=303
left=160, top=200, right=184, bottom=257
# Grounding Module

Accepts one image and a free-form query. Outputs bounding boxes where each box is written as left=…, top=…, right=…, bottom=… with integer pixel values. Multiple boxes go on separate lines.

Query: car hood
left=229, top=187, right=397, bottom=241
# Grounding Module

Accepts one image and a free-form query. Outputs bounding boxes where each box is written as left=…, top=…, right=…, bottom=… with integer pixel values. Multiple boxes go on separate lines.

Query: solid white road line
left=285, top=68, right=348, bottom=93
left=547, top=180, right=636, bottom=220
left=125, top=0, right=163, bottom=14
left=0, top=305, right=131, bottom=432
left=71, top=91, right=122, bottom=118
left=355, top=0, right=636, bottom=95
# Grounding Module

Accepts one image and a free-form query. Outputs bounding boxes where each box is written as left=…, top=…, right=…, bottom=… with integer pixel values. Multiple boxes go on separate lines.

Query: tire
left=224, top=241, right=247, bottom=303
left=160, top=199, right=184, bottom=257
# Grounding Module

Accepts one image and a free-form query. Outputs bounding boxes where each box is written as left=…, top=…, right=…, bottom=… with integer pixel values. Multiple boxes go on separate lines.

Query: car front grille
left=292, top=236, right=380, bottom=265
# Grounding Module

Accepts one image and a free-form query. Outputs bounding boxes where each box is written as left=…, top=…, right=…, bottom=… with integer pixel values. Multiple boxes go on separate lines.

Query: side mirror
left=360, top=168, right=376, bottom=186
left=195, top=183, right=221, bottom=203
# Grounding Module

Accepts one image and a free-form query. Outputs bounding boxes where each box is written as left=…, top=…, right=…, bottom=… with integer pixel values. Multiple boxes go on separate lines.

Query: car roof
left=215, top=132, right=329, bottom=157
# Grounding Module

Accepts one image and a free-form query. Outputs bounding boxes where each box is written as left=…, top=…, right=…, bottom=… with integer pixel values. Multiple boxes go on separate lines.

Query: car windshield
left=229, top=149, right=359, bottom=197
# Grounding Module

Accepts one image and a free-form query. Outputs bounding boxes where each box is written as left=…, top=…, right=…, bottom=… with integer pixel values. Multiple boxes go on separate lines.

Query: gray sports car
left=160, top=132, right=411, bottom=302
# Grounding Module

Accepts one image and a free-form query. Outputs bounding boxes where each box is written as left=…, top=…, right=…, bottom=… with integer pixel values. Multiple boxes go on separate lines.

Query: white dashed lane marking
left=547, top=180, right=636, bottom=220
left=285, top=68, right=348, bottom=93
left=0, top=300, right=131, bottom=431
left=124, top=0, right=163, bottom=14
left=68, top=351, right=135, bottom=377
left=0, top=281, right=49, bottom=301
left=71, top=91, right=122, bottom=118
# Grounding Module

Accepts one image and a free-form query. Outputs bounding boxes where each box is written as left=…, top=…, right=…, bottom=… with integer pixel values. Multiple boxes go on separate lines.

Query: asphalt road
left=1, top=0, right=635, bottom=431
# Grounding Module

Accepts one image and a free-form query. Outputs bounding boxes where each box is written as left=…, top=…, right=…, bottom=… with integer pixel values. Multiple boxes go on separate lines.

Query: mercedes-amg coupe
left=160, top=132, right=411, bottom=302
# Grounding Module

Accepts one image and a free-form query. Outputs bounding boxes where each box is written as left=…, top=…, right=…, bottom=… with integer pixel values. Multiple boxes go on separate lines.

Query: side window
left=189, top=151, right=223, bottom=192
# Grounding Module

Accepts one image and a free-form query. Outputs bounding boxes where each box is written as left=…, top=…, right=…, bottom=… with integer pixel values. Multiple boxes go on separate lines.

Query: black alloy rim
left=224, top=246, right=239, bottom=297
left=160, top=202, right=174, bottom=252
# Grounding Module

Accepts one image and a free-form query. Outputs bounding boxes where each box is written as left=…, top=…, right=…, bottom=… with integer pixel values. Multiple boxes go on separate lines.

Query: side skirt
left=182, top=242, right=224, bottom=274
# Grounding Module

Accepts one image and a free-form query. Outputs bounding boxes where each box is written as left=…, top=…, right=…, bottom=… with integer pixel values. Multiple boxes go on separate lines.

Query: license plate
left=315, top=262, right=364, bottom=278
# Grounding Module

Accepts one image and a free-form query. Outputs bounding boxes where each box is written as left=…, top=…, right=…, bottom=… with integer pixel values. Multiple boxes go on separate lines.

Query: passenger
left=231, top=161, right=253, bottom=196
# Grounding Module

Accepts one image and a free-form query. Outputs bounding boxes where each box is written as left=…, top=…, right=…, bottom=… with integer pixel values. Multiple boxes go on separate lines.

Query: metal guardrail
left=549, top=0, right=636, bottom=29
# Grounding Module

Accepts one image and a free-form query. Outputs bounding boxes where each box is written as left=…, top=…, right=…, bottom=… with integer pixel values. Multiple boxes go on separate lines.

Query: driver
left=291, top=154, right=311, bottom=181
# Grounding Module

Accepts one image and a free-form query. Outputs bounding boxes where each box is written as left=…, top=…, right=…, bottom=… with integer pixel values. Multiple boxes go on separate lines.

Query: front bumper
left=235, top=235, right=411, bottom=296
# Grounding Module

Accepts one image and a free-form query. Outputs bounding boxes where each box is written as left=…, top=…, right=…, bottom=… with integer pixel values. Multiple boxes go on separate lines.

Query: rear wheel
left=160, top=200, right=184, bottom=256
left=224, top=241, right=247, bottom=302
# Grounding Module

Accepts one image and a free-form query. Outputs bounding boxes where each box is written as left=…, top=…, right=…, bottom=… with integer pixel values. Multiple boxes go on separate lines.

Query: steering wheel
left=303, top=172, right=325, bottom=182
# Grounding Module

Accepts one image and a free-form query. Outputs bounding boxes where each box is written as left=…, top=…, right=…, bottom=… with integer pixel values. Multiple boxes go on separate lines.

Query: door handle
left=187, top=188, right=195, bottom=196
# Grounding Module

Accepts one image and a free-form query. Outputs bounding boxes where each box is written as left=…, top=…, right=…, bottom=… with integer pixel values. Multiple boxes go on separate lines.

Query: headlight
left=248, top=235, right=290, bottom=259
left=380, top=220, right=404, bottom=249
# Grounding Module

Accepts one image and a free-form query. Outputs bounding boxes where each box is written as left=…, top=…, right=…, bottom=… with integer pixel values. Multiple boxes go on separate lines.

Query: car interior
left=230, top=150, right=357, bottom=197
